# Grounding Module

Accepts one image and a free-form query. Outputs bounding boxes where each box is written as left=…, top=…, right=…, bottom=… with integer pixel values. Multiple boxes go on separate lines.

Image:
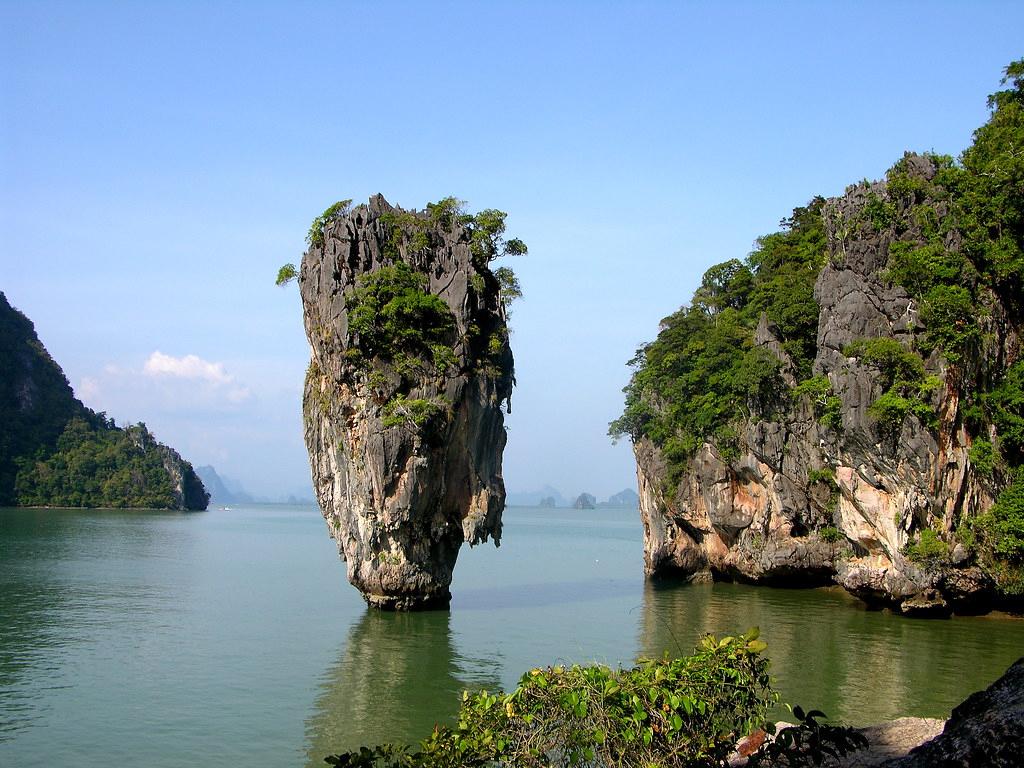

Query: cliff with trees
left=611, top=60, right=1024, bottom=615
left=0, top=292, right=208, bottom=510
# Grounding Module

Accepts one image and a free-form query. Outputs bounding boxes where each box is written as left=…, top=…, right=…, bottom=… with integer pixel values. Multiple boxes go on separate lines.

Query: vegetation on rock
left=842, top=337, right=940, bottom=433
left=345, top=262, right=457, bottom=373
left=294, top=196, right=525, bottom=443
left=0, top=292, right=208, bottom=510
left=307, top=199, right=353, bottom=249
left=904, top=529, right=951, bottom=567
left=973, top=471, right=1024, bottom=594
left=14, top=415, right=206, bottom=509
left=610, top=59, right=1024, bottom=598
left=1, top=292, right=84, bottom=505
left=609, top=199, right=825, bottom=478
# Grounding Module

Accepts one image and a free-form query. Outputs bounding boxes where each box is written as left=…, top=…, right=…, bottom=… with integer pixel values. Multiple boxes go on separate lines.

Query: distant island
left=573, top=493, right=596, bottom=510
left=506, top=485, right=568, bottom=507
left=601, top=488, right=640, bottom=508
left=195, top=465, right=254, bottom=506
left=506, top=487, right=638, bottom=509
left=0, top=292, right=208, bottom=510
left=195, top=465, right=316, bottom=506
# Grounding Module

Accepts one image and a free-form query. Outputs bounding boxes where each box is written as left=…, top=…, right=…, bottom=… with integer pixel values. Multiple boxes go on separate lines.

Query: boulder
left=886, top=658, right=1024, bottom=767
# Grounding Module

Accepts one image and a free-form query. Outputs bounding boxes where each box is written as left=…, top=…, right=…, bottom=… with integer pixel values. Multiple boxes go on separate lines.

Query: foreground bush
left=325, top=630, right=774, bottom=767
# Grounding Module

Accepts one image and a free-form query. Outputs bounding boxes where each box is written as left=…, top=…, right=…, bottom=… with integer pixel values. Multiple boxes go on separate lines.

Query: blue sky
left=2, top=1, right=1022, bottom=500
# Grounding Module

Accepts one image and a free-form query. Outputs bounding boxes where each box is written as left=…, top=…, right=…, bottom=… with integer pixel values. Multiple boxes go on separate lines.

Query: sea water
left=1, top=504, right=1022, bottom=767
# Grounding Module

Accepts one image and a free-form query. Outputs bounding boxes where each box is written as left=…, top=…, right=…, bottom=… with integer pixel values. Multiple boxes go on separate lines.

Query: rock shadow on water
left=303, top=609, right=501, bottom=766
left=452, top=578, right=638, bottom=611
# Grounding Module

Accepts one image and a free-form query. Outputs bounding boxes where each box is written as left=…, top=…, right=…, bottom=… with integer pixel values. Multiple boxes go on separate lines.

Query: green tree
left=610, top=199, right=825, bottom=479
left=958, top=59, right=1024, bottom=312
left=346, top=262, right=456, bottom=371
left=275, top=263, right=297, bottom=286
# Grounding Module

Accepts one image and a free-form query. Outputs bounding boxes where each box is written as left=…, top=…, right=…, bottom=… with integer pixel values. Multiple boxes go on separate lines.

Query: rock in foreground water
left=886, top=657, right=1024, bottom=767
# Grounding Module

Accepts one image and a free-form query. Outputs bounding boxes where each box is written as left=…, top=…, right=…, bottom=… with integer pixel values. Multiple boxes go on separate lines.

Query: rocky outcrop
left=886, top=658, right=1024, bottom=767
left=156, top=443, right=210, bottom=511
left=574, top=493, right=597, bottom=509
left=635, top=156, right=1018, bottom=613
left=299, top=195, right=514, bottom=610
left=731, top=718, right=944, bottom=767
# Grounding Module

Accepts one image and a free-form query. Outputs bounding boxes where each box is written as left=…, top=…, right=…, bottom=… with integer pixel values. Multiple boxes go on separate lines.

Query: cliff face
left=299, top=195, right=514, bottom=610
left=0, top=291, right=209, bottom=511
left=635, top=156, right=1019, bottom=614
left=0, top=291, right=85, bottom=504
left=153, top=438, right=210, bottom=511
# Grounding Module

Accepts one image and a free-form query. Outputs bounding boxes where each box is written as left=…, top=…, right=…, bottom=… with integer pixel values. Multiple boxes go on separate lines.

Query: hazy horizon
left=4, top=2, right=1022, bottom=500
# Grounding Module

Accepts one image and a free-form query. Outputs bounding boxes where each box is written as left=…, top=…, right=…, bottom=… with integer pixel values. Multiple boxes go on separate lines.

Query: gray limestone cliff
left=633, top=155, right=1020, bottom=615
left=298, top=195, right=515, bottom=610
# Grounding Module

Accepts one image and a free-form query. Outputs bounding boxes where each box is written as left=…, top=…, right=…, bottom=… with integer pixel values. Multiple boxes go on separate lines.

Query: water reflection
left=304, top=610, right=502, bottom=766
left=639, top=579, right=1024, bottom=725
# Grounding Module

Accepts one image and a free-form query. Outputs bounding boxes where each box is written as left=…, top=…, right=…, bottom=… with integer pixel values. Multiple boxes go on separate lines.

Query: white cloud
left=143, top=351, right=233, bottom=385
left=227, top=386, right=251, bottom=403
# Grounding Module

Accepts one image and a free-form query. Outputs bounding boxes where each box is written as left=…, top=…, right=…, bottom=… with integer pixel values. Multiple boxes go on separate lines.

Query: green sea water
left=1, top=504, right=1022, bottom=767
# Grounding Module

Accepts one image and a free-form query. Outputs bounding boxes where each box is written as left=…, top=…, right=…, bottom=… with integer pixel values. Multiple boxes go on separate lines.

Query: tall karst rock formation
left=631, top=158, right=1009, bottom=613
left=298, top=195, right=518, bottom=610
left=616, top=64, right=1024, bottom=615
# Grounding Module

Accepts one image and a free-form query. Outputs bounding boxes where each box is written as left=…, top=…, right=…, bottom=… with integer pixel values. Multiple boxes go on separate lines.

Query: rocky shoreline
left=731, top=658, right=1023, bottom=767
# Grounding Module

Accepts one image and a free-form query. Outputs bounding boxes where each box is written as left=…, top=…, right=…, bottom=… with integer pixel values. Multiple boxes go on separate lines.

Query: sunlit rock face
left=636, top=156, right=1015, bottom=615
left=299, top=195, right=513, bottom=610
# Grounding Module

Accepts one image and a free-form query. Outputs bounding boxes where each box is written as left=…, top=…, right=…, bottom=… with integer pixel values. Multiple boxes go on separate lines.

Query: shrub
left=746, top=706, right=868, bottom=768
left=843, top=337, right=924, bottom=391
left=347, top=263, right=455, bottom=368
left=864, top=192, right=897, bottom=231
left=845, top=338, right=938, bottom=432
left=324, top=631, right=775, bottom=768
left=974, top=471, right=1024, bottom=595
left=904, top=528, right=950, bottom=566
left=307, top=200, right=353, bottom=248
left=919, top=284, right=980, bottom=362
left=793, top=376, right=842, bottom=430
left=885, top=241, right=966, bottom=298
left=986, top=361, right=1024, bottom=465
left=381, top=396, right=448, bottom=432
left=276, top=263, right=298, bottom=286
left=969, top=439, right=997, bottom=477
left=819, top=526, right=842, bottom=543
left=807, top=468, right=836, bottom=486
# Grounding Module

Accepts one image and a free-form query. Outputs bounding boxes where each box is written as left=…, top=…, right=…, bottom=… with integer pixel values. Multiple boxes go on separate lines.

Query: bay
left=1, top=504, right=1022, bottom=768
